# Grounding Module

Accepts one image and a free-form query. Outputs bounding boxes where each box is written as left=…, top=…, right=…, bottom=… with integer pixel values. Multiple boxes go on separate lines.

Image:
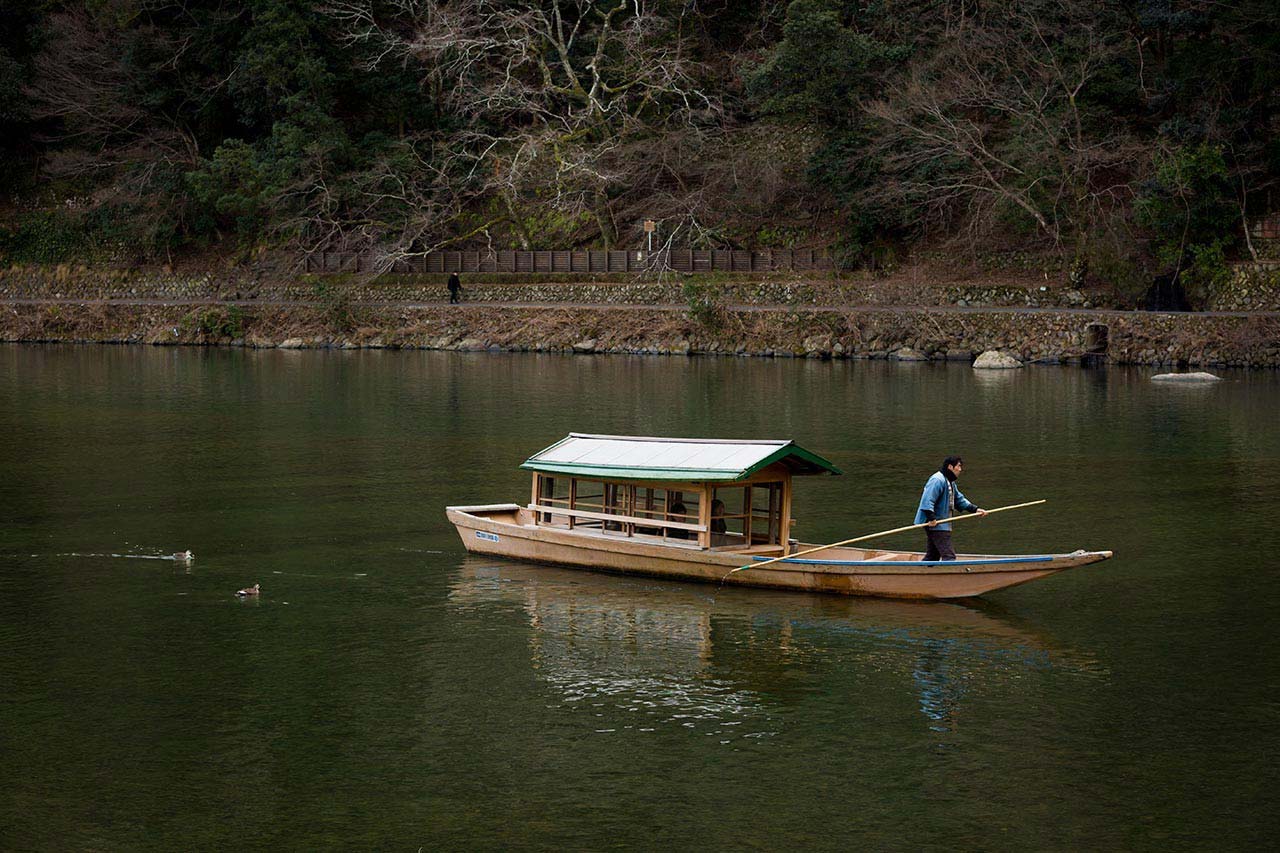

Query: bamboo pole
left=732, top=500, right=1046, bottom=573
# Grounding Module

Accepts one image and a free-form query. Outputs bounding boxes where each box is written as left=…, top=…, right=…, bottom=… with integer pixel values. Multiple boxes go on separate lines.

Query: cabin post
left=779, top=474, right=793, bottom=552
left=744, top=485, right=753, bottom=543
left=698, top=485, right=712, bottom=549
left=769, top=484, right=780, bottom=544
left=530, top=474, right=540, bottom=522
left=627, top=484, right=637, bottom=537
left=568, top=478, right=577, bottom=529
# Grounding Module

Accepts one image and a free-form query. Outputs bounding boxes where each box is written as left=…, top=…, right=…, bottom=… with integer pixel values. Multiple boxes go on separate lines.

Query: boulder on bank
left=1151, top=372, right=1221, bottom=383
left=891, top=347, right=928, bottom=361
left=803, top=335, right=832, bottom=357
left=973, top=350, right=1022, bottom=369
left=572, top=339, right=597, bottom=353
left=278, top=338, right=305, bottom=349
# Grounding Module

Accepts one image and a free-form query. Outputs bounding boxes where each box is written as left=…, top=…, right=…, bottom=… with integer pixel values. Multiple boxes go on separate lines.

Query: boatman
left=915, top=456, right=986, bottom=561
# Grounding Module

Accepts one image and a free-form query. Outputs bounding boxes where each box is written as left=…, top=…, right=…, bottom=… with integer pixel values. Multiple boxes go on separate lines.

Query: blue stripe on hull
left=751, top=555, right=1057, bottom=567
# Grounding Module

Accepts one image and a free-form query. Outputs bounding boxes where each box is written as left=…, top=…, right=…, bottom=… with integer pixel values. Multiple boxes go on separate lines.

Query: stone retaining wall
left=7, top=262, right=1280, bottom=312
left=0, top=267, right=1118, bottom=309
left=1209, top=266, right=1280, bottom=311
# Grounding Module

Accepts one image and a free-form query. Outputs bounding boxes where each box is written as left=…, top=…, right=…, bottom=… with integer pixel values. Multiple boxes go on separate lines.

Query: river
left=1, top=345, right=1275, bottom=850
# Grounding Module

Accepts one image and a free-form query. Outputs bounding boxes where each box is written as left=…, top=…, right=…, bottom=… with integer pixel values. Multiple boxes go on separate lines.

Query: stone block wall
left=1209, top=265, right=1280, bottom=311
left=0, top=267, right=1124, bottom=310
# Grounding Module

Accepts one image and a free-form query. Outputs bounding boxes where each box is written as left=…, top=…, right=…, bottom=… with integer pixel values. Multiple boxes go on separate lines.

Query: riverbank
left=4, top=264, right=1279, bottom=367
left=4, top=299, right=1278, bottom=368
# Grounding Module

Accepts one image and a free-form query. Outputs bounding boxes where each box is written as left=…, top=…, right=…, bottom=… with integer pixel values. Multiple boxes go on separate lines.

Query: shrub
left=1181, top=242, right=1233, bottom=308
left=0, top=209, right=90, bottom=263
left=192, top=306, right=246, bottom=339
left=312, top=280, right=356, bottom=332
left=682, top=279, right=727, bottom=330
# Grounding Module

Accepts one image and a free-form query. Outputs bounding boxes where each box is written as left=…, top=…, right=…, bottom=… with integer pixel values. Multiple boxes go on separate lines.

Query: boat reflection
left=448, top=557, right=1099, bottom=735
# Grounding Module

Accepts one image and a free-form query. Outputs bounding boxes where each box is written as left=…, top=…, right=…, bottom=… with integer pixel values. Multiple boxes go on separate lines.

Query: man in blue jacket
left=915, top=456, right=986, bottom=561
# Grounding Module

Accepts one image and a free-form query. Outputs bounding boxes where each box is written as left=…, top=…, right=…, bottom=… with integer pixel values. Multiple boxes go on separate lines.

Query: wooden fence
left=299, top=248, right=832, bottom=275
left=1250, top=213, right=1280, bottom=240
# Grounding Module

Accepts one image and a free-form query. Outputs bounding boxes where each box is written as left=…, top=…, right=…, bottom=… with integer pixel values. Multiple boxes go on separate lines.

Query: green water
left=1, top=345, right=1276, bottom=850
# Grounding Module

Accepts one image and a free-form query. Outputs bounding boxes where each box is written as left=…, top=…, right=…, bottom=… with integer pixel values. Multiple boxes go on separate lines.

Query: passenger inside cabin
left=667, top=501, right=690, bottom=540
left=710, top=498, right=728, bottom=545
left=710, top=499, right=727, bottom=534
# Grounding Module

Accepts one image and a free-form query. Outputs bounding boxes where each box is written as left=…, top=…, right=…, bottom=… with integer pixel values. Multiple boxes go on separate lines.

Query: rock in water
left=1151, top=372, right=1221, bottom=383
left=973, top=350, right=1023, bottom=370
left=891, top=347, right=928, bottom=361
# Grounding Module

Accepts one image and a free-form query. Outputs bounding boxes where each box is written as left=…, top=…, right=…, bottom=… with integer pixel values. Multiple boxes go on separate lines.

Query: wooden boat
left=445, top=434, right=1112, bottom=600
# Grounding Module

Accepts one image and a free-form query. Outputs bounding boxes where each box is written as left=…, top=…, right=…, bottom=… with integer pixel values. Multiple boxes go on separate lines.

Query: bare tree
left=323, top=0, right=724, bottom=264
left=27, top=10, right=200, bottom=170
left=23, top=8, right=201, bottom=256
left=862, top=0, right=1135, bottom=253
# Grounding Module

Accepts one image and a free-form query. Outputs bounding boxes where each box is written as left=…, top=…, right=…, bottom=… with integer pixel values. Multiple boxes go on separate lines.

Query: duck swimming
left=173, top=550, right=194, bottom=561
left=235, top=583, right=260, bottom=597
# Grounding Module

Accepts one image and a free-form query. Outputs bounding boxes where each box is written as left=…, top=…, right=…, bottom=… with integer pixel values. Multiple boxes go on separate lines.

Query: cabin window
left=538, top=475, right=558, bottom=523
left=711, top=484, right=778, bottom=545
left=634, top=488, right=660, bottom=534
left=751, top=483, right=784, bottom=545
left=662, top=490, right=700, bottom=541
left=603, top=483, right=635, bottom=534
left=709, top=488, right=745, bottom=546
left=529, top=477, right=716, bottom=544
left=704, top=483, right=785, bottom=548
left=530, top=474, right=574, bottom=525
left=572, top=480, right=606, bottom=529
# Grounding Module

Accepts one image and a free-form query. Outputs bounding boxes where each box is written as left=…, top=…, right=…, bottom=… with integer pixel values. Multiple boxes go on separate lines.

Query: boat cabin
left=520, top=434, right=842, bottom=554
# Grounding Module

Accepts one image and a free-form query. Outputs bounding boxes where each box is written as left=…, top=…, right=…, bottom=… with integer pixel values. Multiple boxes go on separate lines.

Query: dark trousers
left=924, top=528, right=956, bottom=561
left=448, top=289, right=460, bottom=303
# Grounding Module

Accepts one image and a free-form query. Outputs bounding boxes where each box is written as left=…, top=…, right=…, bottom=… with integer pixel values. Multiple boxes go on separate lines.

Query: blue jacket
left=914, top=471, right=977, bottom=530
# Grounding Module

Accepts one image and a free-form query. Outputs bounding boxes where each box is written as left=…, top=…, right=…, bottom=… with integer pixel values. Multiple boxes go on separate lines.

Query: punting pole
left=730, top=499, right=1047, bottom=574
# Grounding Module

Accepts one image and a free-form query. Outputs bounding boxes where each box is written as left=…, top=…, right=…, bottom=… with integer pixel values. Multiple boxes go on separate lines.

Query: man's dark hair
left=941, top=455, right=964, bottom=470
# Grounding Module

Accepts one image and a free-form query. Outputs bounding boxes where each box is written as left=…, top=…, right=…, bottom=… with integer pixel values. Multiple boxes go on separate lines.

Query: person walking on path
left=914, top=456, right=986, bottom=561
left=447, top=272, right=461, bottom=304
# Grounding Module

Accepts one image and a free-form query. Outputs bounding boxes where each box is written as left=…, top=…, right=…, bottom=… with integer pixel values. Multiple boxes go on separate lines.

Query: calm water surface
left=1, top=345, right=1276, bottom=850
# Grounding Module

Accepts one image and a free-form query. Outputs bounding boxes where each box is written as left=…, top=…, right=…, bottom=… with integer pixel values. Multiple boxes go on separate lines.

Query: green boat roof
left=520, top=434, right=842, bottom=482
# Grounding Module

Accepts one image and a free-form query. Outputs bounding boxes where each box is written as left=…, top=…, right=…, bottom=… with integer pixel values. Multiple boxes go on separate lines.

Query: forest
left=1, top=1, right=1277, bottom=302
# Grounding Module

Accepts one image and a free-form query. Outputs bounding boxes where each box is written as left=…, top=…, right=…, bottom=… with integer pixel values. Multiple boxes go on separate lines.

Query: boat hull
left=445, top=504, right=1112, bottom=600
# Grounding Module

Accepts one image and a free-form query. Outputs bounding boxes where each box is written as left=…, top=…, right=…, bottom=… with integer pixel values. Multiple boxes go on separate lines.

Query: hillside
left=2, top=1, right=1278, bottom=309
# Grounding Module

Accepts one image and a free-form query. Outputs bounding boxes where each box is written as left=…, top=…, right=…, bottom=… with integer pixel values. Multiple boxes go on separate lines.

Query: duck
left=235, top=583, right=260, bottom=597
left=173, top=550, right=194, bottom=561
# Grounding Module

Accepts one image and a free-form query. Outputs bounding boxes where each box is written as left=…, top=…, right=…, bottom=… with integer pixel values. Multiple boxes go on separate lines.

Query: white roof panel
left=520, top=433, right=839, bottom=481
